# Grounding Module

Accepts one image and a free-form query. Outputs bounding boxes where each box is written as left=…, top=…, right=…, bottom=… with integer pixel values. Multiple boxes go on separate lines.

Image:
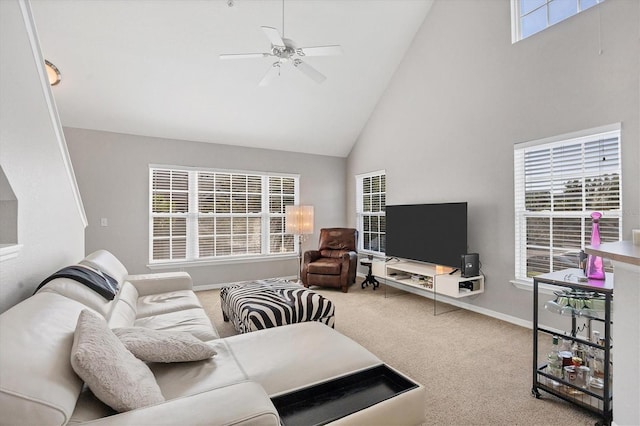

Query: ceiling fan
left=220, top=3, right=342, bottom=86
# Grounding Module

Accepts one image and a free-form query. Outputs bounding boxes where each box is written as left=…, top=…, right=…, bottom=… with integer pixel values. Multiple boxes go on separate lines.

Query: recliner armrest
left=78, top=381, right=279, bottom=426
left=343, top=251, right=358, bottom=287
left=304, top=250, right=322, bottom=263
left=125, top=272, right=192, bottom=296
left=301, top=250, right=322, bottom=286
left=340, top=251, right=357, bottom=261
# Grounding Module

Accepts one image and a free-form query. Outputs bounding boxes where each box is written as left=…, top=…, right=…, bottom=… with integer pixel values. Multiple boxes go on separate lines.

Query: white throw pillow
left=113, top=327, right=217, bottom=363
left=70, top=310, right=165, bottom=412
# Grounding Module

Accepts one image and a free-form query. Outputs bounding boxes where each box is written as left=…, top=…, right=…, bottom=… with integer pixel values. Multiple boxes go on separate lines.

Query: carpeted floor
left=196, top=279, right=600, bottom=425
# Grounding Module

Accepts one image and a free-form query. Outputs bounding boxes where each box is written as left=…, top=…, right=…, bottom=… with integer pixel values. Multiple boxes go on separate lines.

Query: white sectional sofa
left=0, top=250, right=426, bottom=425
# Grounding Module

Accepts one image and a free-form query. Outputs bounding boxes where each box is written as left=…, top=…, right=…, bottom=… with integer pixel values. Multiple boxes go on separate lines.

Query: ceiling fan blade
left=219, top=53, right=270, bottom=60
left=297, top=45, right=343, bottom=57
left=259, top=63, right=281, bottom=87
left=261, top=26, right=285, bottom=47
left=294, top=60, right=326, bottom=84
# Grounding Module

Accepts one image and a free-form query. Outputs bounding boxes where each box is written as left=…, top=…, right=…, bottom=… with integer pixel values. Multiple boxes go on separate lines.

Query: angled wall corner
left=17, top=0, right=87, bottom=228
left=0, top=166, right=18, bottom=245
left=0, top=165, right=21, bottom=263
left=0, top=0, right=85, bottom=312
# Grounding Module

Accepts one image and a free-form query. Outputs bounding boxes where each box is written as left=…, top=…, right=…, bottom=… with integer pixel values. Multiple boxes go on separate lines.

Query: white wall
left=64, top=127, right=347, bottom=288
left=346, top=0, right=639, bottom=321
left=0, top=0, right=86, bottom=313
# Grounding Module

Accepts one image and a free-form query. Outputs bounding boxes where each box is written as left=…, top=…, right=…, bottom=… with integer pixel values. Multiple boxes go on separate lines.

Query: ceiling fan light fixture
left=45, top=60, right=61, bottom=86
left=218, top=2, right=342, bottom=86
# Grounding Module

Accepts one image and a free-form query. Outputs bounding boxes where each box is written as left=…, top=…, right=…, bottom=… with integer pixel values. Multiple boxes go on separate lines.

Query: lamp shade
left=285, top=205, right=314, bottom=235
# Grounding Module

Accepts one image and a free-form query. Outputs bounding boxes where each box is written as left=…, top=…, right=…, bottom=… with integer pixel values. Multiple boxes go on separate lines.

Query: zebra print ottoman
left=220, top=278, right=335, bottom=334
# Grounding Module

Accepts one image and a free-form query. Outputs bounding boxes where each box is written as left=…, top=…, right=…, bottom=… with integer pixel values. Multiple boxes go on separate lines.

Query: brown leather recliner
left=302, top=228, right=358, bottom=293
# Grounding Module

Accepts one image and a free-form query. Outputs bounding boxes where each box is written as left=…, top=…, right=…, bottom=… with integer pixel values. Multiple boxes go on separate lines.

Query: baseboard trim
left=197, top=273, right=533, bottom=330
left=356, top=272, right=533, bottom=330
left=445, top=298, right=532, bottom=329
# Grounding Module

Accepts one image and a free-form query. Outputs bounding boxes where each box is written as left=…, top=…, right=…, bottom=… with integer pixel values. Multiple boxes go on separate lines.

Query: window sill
left=147, top=253, right=298, bottom=270
left=0, top=244, right=23, bottom=263
left=510, top=278, right=565, bottom=295
left=358, top=251, right=385, bottom=260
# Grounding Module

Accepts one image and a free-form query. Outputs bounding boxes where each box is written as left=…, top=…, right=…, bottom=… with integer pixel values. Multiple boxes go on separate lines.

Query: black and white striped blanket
left=220, top=278, right=335, bottom=334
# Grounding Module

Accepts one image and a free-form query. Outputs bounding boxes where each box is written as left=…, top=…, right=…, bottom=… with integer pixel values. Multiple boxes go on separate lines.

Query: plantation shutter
left=356, top=171, right=386, bottom=254
left=514, top=127, right=621, bottom=281
left=151, top=168, right=188, bottom=261
left=268, top=176, right=296, bottom=254
left=195, top=172, right=263, bottom=258
left=150, top=166, right=299, bottom=263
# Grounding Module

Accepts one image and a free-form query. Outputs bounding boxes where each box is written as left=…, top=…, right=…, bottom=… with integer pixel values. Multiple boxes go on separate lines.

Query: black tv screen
left=385, top=202, right=467, bottom=268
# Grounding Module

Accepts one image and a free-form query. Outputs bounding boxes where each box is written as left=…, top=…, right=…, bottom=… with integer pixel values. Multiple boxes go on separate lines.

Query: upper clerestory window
left=511, top=0, right=605, bottom=42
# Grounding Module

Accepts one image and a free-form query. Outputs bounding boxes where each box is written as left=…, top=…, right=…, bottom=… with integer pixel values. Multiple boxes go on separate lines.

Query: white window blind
left=151, top=169, right=188, bottom=261
left=514, top=126, right=622, bottom=281
left=268, top=176, right=296, bottom=254
left=150, top=166, right=298, bottom=264
left=356, top=171, right=386, bottom=254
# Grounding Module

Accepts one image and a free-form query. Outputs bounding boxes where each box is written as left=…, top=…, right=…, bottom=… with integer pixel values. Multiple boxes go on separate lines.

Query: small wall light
left=45, top=60, right=61, bottom=86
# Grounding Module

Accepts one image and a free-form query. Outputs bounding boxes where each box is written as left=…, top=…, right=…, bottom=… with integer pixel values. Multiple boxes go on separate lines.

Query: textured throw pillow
left=113, top=327, right=217, bottom=363
left=70, top=310, right=165, bottom=412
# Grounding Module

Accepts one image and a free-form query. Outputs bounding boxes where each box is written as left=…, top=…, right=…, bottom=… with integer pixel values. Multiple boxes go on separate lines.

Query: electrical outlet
left=100, top=218, right=108, bottom=227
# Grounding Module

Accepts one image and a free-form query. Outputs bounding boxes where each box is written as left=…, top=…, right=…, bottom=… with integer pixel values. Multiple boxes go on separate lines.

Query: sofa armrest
left=125, top=272, right=192, bottom=296
left=79, top=381, right=279, bottom=426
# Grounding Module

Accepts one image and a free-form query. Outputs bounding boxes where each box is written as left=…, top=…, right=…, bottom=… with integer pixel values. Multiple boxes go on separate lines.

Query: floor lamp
left=285, top=205, right=314, bottom=282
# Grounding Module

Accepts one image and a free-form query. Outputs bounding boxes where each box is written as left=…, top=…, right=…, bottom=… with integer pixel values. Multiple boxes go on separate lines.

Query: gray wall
left=0, top=0, right=86, bottom=313
left=346, top=0, right=639, bottom=323
left=65, top=128, right=347, bottom=287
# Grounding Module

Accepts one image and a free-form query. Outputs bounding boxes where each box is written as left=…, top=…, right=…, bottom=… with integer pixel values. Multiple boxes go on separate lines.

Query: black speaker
left=461, top=253, right=479, bottom=278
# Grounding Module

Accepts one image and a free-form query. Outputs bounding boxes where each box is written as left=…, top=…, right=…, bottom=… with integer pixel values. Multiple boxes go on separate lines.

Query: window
left=514, top=125, right=622, bottom=281
left=512, top=0, right=605, bottom=42
left=150, top=166, right=298, bottom=263
left=356, top=171, right=386, bottom=255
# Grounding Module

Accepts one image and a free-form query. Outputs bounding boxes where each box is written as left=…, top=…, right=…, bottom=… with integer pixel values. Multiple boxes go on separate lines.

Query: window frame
left=355, top=170, right=386, bottom=256
left=513, top=124, right=622, bottom=283
left=511, top=0, right=605, bottom=43
left=149, top=165, right=299, bottom=266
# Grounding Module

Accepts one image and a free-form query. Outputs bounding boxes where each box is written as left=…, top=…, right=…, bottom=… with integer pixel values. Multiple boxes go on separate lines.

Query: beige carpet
left=197, top=279, right=599, bottom=425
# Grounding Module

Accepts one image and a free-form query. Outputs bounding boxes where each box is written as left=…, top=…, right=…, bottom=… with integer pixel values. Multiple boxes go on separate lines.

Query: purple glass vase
left=586, top=211, right=605, bottom=280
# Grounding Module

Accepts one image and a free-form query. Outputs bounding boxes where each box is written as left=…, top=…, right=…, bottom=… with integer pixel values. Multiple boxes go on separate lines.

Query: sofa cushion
left=106, top=281, right=139, bottom=328
left=72, top=381, right=280, bottom=426
left=80, top=249, right=129, bottom=287
left=225, top=321, right=382, bottom=396
left=307, top=258, right=342, bottom=275
left=126, top=271, right=192, bottom=296
left=136, top=290, right=203, bottom=318
left=0, top=293, right=88, bottom=426
left=150, top=340, right=248, bottom=401
left=134, top=307, right=219, bottom=341
left=68, top=340, right=251, bottom=424
left=35, top=276, right=113, bottom=318
left=35, top=265, right=119, bottom=300
left=113, top=327, right=217, bottom=363
left=70, top=310, right=165, bottom=412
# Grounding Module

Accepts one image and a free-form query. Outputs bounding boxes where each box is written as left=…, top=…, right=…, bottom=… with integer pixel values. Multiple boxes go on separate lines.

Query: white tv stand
left=371, top=259, right=484, bottom=314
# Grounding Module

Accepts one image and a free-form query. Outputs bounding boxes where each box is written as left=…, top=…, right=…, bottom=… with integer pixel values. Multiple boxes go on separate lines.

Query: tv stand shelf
left=372, top=259, right=484, bottom=313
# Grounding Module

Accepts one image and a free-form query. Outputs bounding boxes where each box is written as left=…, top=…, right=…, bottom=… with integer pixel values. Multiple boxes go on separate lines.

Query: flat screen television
left=385, top=202, right=467, bottom=268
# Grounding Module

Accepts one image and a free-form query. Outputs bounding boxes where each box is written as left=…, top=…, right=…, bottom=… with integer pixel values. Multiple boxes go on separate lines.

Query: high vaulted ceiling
left=31, top=0, right=432, bottom=157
